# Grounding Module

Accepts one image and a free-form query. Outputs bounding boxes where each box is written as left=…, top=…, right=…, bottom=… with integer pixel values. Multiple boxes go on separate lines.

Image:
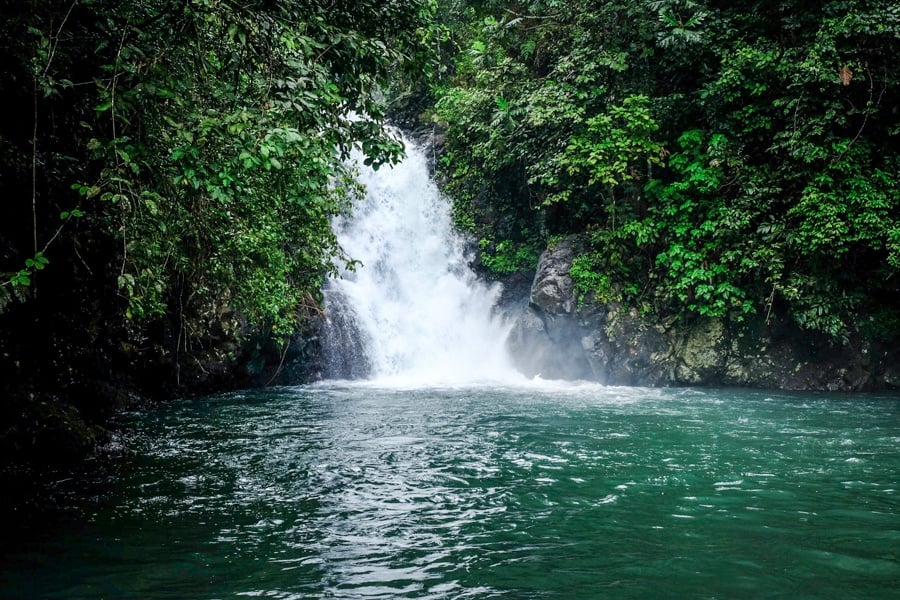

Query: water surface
left=2, top=383, right=898, bottom=598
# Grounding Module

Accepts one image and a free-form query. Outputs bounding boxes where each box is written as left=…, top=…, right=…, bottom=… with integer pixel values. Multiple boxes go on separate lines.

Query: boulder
left=506, top=237, right=594, bottom=380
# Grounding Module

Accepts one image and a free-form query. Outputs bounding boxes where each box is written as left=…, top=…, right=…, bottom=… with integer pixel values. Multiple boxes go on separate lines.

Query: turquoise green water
left=2, top=383, right=899, bottom=598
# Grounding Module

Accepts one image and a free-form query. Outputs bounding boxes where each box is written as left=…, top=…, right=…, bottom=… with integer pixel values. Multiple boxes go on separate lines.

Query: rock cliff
left=507, top=236, right=899, bottom=391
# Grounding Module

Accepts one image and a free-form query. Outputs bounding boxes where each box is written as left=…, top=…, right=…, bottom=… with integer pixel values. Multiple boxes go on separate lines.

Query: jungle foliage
left=1, top=0, right=436, bottom=349
left=434, top=0, right=900, bottom=342
left=2, top=0, right=899, bottom=377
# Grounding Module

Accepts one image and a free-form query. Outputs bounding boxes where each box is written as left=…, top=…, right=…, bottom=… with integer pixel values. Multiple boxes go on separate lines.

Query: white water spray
left=322, top=135, right=523, bottom=386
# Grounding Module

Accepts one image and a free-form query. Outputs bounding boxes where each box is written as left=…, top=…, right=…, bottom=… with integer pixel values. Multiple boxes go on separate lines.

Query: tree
left=434, top=0, right=900, bottom=341
left=1, top=0, right=437, bottom=346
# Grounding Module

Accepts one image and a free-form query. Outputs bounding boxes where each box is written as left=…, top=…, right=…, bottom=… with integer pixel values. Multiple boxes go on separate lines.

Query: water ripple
left=2, top=386, right=899, bottom=599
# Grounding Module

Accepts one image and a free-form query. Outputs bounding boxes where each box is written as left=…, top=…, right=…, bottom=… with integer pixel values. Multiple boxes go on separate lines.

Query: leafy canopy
left=434, top=0, right=900, bottom=341
left=2, top=0, right=437, bottom=347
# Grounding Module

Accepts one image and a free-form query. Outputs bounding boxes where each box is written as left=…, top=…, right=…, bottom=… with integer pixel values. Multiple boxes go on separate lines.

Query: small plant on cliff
left=478, top=238, right=540, bottom=275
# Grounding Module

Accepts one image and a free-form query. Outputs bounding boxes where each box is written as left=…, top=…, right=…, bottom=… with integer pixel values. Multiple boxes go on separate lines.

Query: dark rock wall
left=507, top=235, right=900, bottom=391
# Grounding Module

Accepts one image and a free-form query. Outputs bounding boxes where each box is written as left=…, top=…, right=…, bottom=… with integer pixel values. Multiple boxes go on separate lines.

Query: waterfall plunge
left=321, top=136, right=523, bottom=386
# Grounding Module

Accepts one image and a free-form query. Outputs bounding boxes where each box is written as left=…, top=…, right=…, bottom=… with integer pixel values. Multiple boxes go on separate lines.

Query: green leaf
left=12, top=270, right=31, bottom=286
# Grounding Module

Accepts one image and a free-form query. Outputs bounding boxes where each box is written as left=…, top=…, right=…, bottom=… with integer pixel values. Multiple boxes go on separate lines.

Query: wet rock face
left=673, top=318, right=729, bottom=385
left=506, top=237, right=899, bottom=391
left=319, top=291, right=373, bottom=381
left=582, top=307, right=670, bottom=386
left=529, top=237, right=577, bottom=317
left=507, top=304, right=593, bottom=381
left=505, top=237, right=593, bottom=381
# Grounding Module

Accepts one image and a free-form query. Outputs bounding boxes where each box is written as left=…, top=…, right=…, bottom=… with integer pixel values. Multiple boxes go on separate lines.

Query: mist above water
left=321, top=135, right=522, bottom=386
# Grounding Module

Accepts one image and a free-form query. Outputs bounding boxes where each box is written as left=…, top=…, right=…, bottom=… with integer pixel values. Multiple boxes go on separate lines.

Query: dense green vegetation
left=8, top=0, right=438, bottom=332
left=0, top=0, right=435, bottom=470
left=433, top=0, right=900, bottom=342
left=1, top=0, right=434, bottom=362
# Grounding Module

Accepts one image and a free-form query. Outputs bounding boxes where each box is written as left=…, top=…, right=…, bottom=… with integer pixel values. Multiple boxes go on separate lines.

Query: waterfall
left=321, top=134, right=521, bottom=385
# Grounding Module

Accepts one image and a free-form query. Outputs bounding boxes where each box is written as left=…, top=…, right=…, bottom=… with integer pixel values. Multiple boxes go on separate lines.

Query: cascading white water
left=322, top=135, right=523, bottom=386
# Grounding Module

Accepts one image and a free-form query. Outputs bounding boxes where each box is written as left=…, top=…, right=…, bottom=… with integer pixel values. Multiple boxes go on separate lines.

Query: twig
left=30, top=0, right=80, bottom=287
left=503, top=9, right=561, bottom=20
left=837, top=65, right=884, bottom=161
left=264, top=337, right=291, bottom=386
left=42, top=0, right=79, bottom=78
left=32, top=80, right=39, bottom=257
left=764, top=283, right=776, bottom=326
left=112, top=26, right=129, bottom=276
